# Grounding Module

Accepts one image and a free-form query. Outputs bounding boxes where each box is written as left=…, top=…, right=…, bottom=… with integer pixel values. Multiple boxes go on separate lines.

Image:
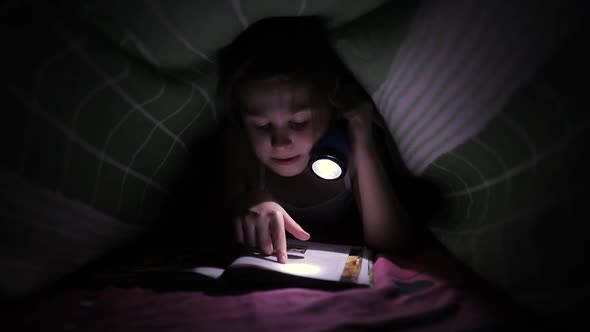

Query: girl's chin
left=271, top=165, right=306, bottom=177
left=268, top=160, right=307, bottom=177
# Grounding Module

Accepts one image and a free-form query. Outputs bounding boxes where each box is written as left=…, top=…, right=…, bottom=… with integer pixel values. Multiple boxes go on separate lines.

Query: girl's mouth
left=272, top=155, right=301, bottom=165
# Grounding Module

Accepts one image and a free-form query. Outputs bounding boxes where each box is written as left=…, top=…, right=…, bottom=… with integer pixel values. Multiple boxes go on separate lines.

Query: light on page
left=277, top=263, right=321, bottom=275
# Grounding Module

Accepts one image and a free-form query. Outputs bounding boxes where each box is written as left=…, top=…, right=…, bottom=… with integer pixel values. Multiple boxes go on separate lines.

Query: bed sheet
left=8, top=238, right=536, bottom=332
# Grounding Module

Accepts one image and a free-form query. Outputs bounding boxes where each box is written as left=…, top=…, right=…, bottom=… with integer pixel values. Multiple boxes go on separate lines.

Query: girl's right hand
left=234, top=201, right=310, bottom=263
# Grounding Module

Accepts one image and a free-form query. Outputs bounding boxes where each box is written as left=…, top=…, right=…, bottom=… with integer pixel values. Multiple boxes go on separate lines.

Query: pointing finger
left=283, top=211, right=310, bottom=241
left=270, top=211, right=288, bottom=264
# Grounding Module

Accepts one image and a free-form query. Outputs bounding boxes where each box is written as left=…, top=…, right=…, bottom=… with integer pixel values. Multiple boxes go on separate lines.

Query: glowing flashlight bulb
left=311, top=159, right=342, bottom=180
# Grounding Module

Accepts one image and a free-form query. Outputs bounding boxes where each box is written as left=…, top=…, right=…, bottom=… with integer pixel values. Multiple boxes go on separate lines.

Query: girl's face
left=239, top=77, right=330, bottom=177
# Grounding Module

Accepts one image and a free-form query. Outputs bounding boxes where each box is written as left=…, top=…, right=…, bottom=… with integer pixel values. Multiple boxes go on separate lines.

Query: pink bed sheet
left=9, top=240, right=533, bottom=332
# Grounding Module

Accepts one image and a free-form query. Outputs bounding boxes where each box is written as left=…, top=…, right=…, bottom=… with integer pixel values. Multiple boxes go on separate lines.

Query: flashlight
left=310, top=120, right=350, bottom=180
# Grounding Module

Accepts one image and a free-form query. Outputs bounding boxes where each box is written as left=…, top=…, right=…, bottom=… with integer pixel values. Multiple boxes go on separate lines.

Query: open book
left=77, top=239, right=374, bottom=292
left=193, top=239, right=374, bottom=290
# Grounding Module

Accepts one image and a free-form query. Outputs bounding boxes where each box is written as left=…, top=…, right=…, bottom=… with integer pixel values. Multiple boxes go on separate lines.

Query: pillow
left=424, top=30, right=590, bottom=323
left=334, top=0, right=589, bottom=325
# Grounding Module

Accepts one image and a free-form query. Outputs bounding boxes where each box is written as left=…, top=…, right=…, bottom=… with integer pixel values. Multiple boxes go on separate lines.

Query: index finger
left=269, top=211, right=288, bottom=264
left=283, top=212, right=310, bottom=241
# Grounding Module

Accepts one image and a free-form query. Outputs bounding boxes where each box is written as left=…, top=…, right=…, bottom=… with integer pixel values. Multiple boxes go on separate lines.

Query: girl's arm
left=216, top=122, right=310, bottom=262
left=342, top=102, right=410, bottom=253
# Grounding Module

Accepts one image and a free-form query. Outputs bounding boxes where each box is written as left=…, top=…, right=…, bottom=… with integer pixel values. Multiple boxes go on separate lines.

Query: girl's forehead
left=239, top=78, right=318, bottom=114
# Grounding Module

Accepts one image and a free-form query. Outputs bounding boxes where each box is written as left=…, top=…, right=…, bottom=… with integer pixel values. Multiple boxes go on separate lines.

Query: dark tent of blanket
left=1, top=0, right=589, bottom=331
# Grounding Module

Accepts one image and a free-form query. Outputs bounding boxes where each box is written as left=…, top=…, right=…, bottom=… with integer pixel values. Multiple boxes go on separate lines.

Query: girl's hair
left=216, top=16, right=370, bottom=123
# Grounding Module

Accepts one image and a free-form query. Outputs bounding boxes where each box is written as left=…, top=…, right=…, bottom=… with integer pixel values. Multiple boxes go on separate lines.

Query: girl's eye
left=255, top=124, right=271, bottom=132
left=290, top=121, right=309, bottom=130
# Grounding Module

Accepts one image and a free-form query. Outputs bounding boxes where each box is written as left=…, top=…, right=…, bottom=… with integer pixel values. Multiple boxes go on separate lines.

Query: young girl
left=213, top=16, right=411, bottom=263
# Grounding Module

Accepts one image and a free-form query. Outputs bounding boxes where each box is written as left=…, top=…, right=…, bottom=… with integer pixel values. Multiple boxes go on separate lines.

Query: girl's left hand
left=339, top=101, right=375, bottom=146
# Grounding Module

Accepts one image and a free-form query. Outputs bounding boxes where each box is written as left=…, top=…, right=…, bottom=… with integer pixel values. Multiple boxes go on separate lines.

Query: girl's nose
left=271, top=129, right=293, bottom=149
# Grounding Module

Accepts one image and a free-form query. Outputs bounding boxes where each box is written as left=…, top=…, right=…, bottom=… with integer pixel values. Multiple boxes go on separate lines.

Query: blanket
left=9, top=236, right=535, bottom=332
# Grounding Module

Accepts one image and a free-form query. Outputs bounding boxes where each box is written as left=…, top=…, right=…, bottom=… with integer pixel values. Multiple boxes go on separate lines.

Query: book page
left=356, top=246, right=374, bottom=286
left=229, top=239, right=372, bottom=285
left=189, top=266, right=225, bottom=279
